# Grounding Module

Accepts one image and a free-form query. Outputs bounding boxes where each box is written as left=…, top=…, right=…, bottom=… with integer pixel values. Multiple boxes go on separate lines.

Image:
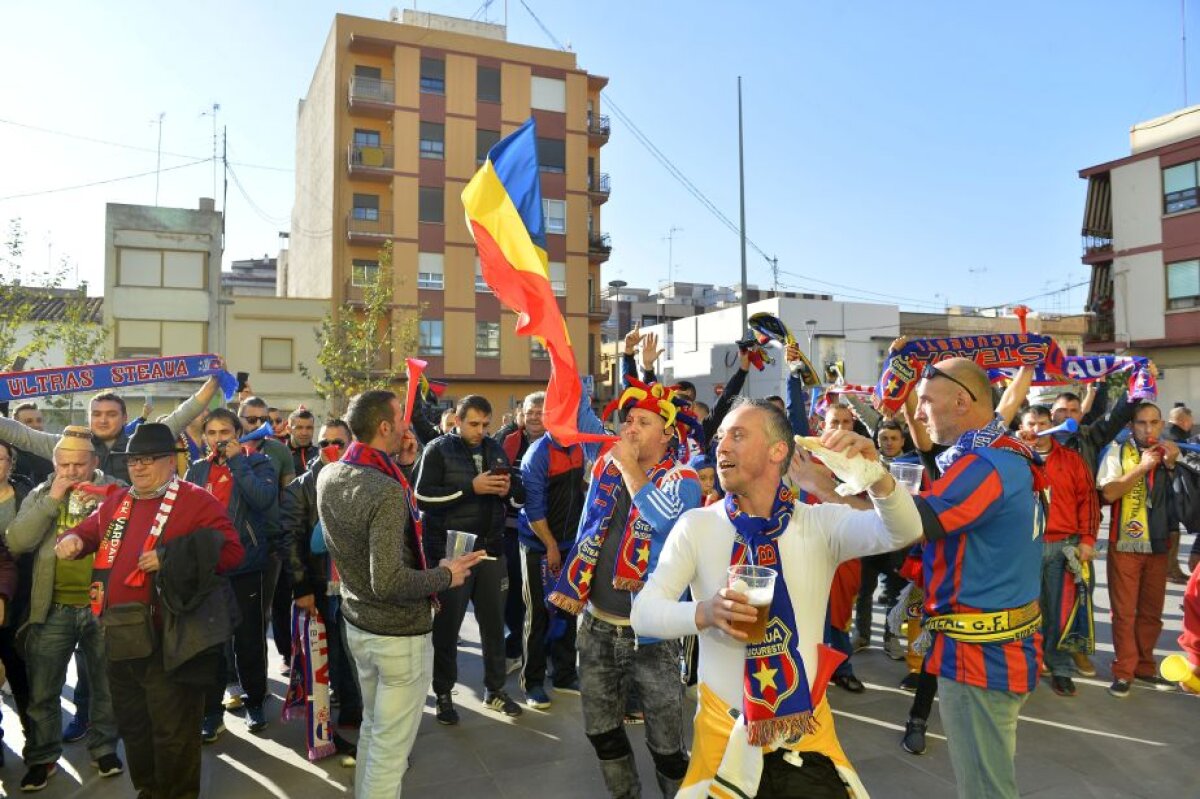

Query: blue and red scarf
left=283, top=606, right=336, bottom=761
left=342, top=441, right=430, bottom=576
left=728, top=485, right=843, bottom=746
left=549, top=452, right=684, bottom=614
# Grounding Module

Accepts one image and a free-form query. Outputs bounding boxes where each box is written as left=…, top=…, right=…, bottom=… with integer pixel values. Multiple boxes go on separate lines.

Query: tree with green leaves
left=0, top=217, right=65, bottom=370
left=301, top=240, right=423, bottom=414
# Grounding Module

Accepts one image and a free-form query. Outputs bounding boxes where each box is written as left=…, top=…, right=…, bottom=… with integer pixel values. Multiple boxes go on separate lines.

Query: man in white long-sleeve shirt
left=632, top=398, right=922, bottom=798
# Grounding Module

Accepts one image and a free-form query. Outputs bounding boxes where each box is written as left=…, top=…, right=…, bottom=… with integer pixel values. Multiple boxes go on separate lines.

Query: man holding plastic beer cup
left=632, top=398, right=922, bottom=797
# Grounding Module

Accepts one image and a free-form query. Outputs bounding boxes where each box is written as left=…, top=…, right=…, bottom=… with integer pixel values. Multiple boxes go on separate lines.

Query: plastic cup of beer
left=888, top=461, right=924, bottom=495
left=727, top=564, right=777, bottom=644
left=446, top=530, right=478, bottom=560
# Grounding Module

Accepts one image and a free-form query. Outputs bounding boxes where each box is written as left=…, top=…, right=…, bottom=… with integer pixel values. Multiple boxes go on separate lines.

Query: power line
left=0, top=157, right=211, bottom=201
left=226, top=163, right=289, bottom=225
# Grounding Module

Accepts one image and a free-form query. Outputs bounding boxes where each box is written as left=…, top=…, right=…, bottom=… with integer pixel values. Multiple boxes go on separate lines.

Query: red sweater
left=1040, top=441, right=1100, bottom=547
left=62, top=481, right=243, bottom=609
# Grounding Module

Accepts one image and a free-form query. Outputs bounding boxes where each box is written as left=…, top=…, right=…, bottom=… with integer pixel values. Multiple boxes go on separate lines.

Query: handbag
left=101, top=602, right=158, bottom=661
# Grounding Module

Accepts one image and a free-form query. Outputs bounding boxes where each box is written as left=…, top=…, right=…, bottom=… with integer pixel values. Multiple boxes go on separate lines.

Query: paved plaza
left=0, top=534, right=1194, bottom=798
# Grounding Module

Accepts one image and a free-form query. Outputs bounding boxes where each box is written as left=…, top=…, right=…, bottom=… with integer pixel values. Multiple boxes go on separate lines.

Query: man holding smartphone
left=415, top=395, right=525, bottom=723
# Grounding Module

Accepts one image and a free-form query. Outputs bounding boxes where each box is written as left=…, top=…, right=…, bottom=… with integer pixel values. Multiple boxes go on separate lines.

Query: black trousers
left=503, top=529, right=525, bottom=659
left=519, top=545, right=578, bottom=690
left=756, top=750, right=850, bottom=798
left=0, top=625, right=31, bottom=750
left=204, top=571, right=269, bottom=713
left=432, top=554, right=507, bottom=695
left=108, top=648, right=206, bottom=799
left=269, top=558, right=292, bottom=661
left=854, top=551, right=906, bottom=641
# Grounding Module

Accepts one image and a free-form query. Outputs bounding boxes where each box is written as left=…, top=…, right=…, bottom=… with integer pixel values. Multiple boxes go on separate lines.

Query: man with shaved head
left=911, top=358, right=1046, bottom=799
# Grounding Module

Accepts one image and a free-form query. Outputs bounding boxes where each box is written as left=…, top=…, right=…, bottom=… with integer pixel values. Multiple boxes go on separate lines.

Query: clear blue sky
left=0, top=1, right=1190, bottom=314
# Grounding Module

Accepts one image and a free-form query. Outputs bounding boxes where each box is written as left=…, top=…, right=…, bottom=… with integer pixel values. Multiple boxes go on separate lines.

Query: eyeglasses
left=128, top=454, right=171, bottom=467
left=317, top=439, right=346, bottom=448
left=240, top=415, right=268, bottom=426
left=922, top=363, right=978, bottom=402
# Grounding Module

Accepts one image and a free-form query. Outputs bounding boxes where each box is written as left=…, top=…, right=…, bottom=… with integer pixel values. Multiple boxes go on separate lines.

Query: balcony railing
left=349, top=77, right=396, bottom=115
left=588, top=172, right=611, bottom=202
left=346, top=212, right=393, bottom=241
left=588, top=232, right=612, bottom=262
left=1081, top=233, right=1113, bottom=257
left=587, top=295, right=611, bottom=319
left=347, top=143, right=395, bottom=178
left=587, top=113, right=611, bottom=143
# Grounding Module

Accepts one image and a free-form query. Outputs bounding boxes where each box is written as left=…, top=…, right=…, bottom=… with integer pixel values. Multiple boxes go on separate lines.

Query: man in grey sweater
left=318, top=389, right=482, bottom=798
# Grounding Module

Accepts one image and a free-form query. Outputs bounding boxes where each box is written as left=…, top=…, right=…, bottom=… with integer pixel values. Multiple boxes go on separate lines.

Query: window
left=476, top=128, right=500, bottom=165
left=537, top=137, right=566, bottom=173
left=474, top=260, right=490, bottom=292
left=530, top=76, right=566, bottom=112
left=351, top=259, right=379, bottom=287
left=543, top=199, right=566, bottom=234
left=352, top=193, right=379, bottom=221
left=420, top=57, right=445, bottom=94
left=1168, top=259, right=1200, bottom=309
left=549, top=261, right=566, bottom=296
left=419, top=320, right=444, bottom=356
left=419, top=122, right=444, bottom=160
left=417, top=253, right=444, bottom=290
left=353, top=129, right=381, bottom=147
left=531, top=339, right=549, bottom=359
left=261, top=338, right=294, bottom=372
left=418, top=187, right=444, bottom=223
left=476, top=321, right=500, bottom=358
left=477, top=66, right=501, bottom=102
left=1165, top=161, right=1199, bottom=214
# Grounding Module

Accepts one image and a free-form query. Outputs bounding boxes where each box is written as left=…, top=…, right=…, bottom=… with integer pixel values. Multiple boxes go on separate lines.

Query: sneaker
left=1039, top=662, right=1051, bottom=677
left=525, top=685, right=552, bottom=709
left=623, top=710, right=645, bottom=725
left=246, top=704, right=268, bottom=733
left=201, top=713, right=225, bottom=744
left=901, top=718, right=927, bottom=755
left=552, top=678, right=581, bottom=695
left=92, top=753, right=124, bottom=778
left=62, top=715, right=90, bottom=743
left=1071, top=652, right=1097, bottom=677
left=435, top=693, right=459, bottom=725
left=20, top=763, right=56, bottom=792
left=899, top=673, right=920, bottom=692
left=852, top=635, right=869, bottom=653
left=1108, top=678, right=1132, bottom=698
left=505, top=657, right=523, bottom=675
left=1135, top=673, right=1176, bottom=691
left=483, top=690, right=523, bottom=717
left=1051, top=675, right=1077, bottom=697
left=833, top=673, right=865, bottom=693
left=222, top=687, right=245, bottom=712
left=883, top=636, right=907, bottom=661
left=279, top=660, right=292, bottom=677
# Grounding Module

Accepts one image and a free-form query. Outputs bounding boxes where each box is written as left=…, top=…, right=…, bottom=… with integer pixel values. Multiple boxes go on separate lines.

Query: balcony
left=347, top=143, right=395, bottom=181
left=346, top=212, right=393, bottom=244
left=587, top=113, right=611, bottom=145
left=588, top=232, right=612, bottom=263
left=587, top=295, right=611, bottom=321
left=588, top=172, right=611, bottom=204
left=348, top=77, right=396, bottom=117
left=1081, top=233, right=1113, bottom=264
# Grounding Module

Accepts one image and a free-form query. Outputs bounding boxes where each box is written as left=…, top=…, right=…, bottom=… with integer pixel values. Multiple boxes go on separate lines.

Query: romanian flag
left=462, top=118, right=610, bottom=444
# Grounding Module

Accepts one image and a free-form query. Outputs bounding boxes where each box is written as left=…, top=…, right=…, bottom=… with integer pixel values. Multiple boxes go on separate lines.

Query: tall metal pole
left=153, top=112, right=165, bottom=206
left=737, top=77, right=748, bottom=332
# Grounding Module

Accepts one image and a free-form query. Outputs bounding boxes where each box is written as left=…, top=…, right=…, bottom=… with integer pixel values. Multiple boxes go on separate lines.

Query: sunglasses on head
left=922, top=363, right=977, bottom=402
left=318, top=439, right=346, bottom=448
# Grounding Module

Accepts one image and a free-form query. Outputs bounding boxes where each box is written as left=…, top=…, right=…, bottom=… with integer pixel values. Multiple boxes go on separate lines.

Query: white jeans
left=345, top=622, right=434, bottom=798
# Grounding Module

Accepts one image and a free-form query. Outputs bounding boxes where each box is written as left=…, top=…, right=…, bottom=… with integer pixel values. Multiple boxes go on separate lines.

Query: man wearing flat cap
left=6, top=427, right=126, bottom=791
left=54, top=423, right=244, bottom=799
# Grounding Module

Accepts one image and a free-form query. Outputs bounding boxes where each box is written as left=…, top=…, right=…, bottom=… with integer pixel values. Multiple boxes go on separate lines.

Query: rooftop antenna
left=1184, top=0, right=1190, bottom=106
left=151, top=112, right=165, bottom=206
left=201, top=103, right=220, bottom=203
left=664, top=226, right=682, bottom=287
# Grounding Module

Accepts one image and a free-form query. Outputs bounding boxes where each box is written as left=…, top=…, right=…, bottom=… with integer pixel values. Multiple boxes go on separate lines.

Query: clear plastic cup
left=888, top=461, right=924, bottom=495
left=727, top=564, right=777, bottom=643
left=446, top=530, right=478, bottom=560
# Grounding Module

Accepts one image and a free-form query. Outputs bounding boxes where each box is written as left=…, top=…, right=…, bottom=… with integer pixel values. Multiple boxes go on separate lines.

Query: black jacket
left=184, top=453, right=280, bottom=576
left=1060, top=392, right=1136, bottom=476
left=414, top=433, right=524, bottom=559
left=280, top=461, right=325, bottom=599
left=157, top=527, right=239, bottom=675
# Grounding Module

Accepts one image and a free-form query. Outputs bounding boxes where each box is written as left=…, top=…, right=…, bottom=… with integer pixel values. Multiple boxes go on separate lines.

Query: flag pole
left=737, top=76, right=748, bottom=332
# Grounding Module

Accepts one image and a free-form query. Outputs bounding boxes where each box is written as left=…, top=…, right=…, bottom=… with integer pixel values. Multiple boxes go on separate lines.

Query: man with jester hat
left=549, top=377, right=702, bottom=798
left=632, top=398, right=921, bottom=798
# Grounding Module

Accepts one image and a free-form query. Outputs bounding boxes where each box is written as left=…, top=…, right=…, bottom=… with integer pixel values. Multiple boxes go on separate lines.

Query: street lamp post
left=805, top=319, right=818, bottom=365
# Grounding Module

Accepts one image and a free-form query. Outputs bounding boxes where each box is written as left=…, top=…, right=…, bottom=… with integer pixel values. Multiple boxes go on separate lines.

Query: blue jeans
left=938, top=678, right=1028, bottom=799
left=1040, top=536, right=1090, bottom=677
left=24, top=604, right=119, bottom=765
left=345, top=622, right=432, bottom=798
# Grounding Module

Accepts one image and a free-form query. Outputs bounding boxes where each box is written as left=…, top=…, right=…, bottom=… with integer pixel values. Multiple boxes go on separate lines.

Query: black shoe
left=20, top=763, right=57, bottom=792
left=483, top=690, right=523, bottom=717
left=92, top=753, right=124, bottom=778
left=62, top=715, right=90, bottom=743
left=435, top=693, right=459, bottom=725
left=1109, top=678, right=1132, bottom=698
left=246, top=704, right=268, bottom=733
left=833, top=673, right=865, bottom=693
left=1051, top=675, right=1076, bottom=697
left=901, top=717, right=927, bottom=755
left=1135, top=673, right=1176, bottom=691
left=899, top=673, right=920, bottom=692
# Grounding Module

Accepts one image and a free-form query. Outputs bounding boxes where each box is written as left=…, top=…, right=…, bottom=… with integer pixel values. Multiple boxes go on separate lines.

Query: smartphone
left=236, top=371, right=250, bottom=393
left=489, top=465, right=511, bottom=476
